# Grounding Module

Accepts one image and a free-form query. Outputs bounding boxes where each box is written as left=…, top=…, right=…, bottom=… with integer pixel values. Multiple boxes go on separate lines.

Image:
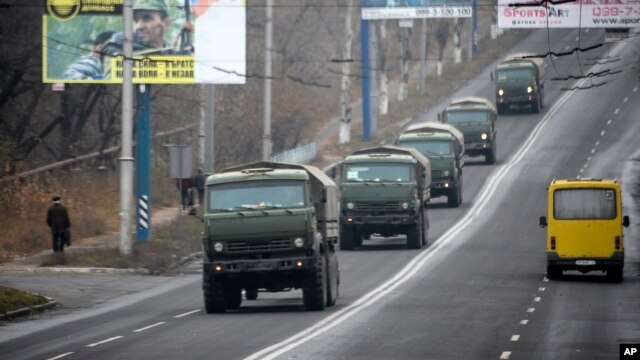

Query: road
left=1, top=29, right=639, bottom=360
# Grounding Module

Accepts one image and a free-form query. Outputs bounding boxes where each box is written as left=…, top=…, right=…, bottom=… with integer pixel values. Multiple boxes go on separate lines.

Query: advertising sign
left=43, top=0, right=246, bottom=84
left=498, top=0, right=640, bottom=28
left=361, top=0, right=472, bottom=19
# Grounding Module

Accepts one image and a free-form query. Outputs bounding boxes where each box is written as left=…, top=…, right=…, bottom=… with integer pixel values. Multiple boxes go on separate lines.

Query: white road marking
left=591, top=148, right=596, bottom=154
left=527, top=308, right=536, bottom=313
left=614, top=108, right=619, bottom=115
left=539, top=287, right=545, bottom=292
left=511, top=335, right=520, bottom=342
left=86, top=336, right=123, bottom=347
left=587, top=156, right=592, bottom=161
left=243, top=40, right=629, bottom=360
left=584, top=163, right=589, bottom=168
left=134, top=322, right=165, bottom=333
left=534, top=297, right=541, bottom=302
left=520, top=320, right=529, bottom=325
left=607, top=119, right=612, bottom=125
left=47, top=353, right=74, bottom=360
left=634, top=86, right=638, bottom=92
left=175, top=309, right=201, bottom=318
left=543, top=277, right=549, bottom=282
left=595, top=141, right=599, bottom=147
left=623, top=97, right=628, bottom=103
left=580, top=169, right=585, bottom=174
left=600, top=130, right=606, bottom=136
left=500, top=351, right=512, bottom=359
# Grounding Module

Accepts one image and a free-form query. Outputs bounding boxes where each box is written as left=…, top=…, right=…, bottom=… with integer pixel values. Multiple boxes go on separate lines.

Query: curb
left=1, top=296, right=57, bottom=321
left=0, top=266, right=151, bottom=275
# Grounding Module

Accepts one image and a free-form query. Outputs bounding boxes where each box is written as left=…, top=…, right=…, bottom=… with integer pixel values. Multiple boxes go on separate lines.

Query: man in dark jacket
left=46, top=196, right=71, bottom=253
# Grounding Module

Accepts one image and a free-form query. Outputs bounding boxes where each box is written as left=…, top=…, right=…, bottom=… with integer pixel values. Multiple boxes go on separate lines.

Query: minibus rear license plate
left=575, top=260, right=596, bottom=266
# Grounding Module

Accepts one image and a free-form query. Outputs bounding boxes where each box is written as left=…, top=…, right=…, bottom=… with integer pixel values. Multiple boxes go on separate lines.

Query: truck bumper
left=465, top=141, right=493, bottom=157
left=430, top=179, right=457, bottom=197
left=204, top=256, right=316, bottom=275
left=340, top=213, right=418, bottom=226
left=547, top=251, right=624, bottom=271
left=497, top=94, right=537, bottom=106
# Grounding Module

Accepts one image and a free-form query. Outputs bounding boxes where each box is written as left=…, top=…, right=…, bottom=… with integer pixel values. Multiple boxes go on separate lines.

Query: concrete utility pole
left=204, top=84, right=215, bottom=174
left=119, top=0, right=134, bottom=255
left=418, top=19, right=427, bottom=96
left=262, top=0, right=273, bottom=161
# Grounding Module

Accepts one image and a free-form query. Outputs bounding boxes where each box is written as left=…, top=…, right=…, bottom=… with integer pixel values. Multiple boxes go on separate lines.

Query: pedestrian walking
left=192, top=168, right=206, bottom=207
left=46, top=196, right=71, bottom=253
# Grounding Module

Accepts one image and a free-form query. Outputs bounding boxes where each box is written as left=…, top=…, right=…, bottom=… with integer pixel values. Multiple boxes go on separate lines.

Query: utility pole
left=262, top=0, right=273, bottom=161
left=205, top=84, right=215, bottom=174
left=418, top=19, right=427, bottom=96
left=119, top=0, right=134, bottom=255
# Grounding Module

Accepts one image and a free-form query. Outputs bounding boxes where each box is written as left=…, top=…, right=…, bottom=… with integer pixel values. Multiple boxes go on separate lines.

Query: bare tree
left=434, top=19, right=450, bottom=77
left=375, top=21, right=389, bottom=115
left=396, top=22, right=412, bottom=102
left=339, top=0, right=356, bottom=144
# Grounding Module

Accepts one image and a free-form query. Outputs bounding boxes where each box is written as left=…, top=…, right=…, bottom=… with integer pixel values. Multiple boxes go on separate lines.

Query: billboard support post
left=361, top=19, right=372, bottom=142
left=136, top=85, right=151, bottom=242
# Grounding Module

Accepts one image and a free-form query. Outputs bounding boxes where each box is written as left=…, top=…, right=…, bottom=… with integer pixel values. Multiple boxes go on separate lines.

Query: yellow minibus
left=539, top=179, right=630, bottom=281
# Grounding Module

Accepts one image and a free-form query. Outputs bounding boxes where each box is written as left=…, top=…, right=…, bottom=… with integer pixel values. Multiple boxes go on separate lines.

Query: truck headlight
left=498, top=89, right=504, bottom=96
left=527, top=86, right=533, bottom=93
left=481, top=133, right=488, bottom=140
left=402, top=202, right=409, bottom=209
left=213, top=242, right=224, bottom=252
left=443, top=170, right=450, bottom=177
left=294, top=237, right=305, bottom=248
left=346, top=202, right=354, bottom=210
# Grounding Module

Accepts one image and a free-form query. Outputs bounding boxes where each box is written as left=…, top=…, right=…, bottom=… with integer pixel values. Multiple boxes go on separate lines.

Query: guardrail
left=271, top=143, right=317, bottom=164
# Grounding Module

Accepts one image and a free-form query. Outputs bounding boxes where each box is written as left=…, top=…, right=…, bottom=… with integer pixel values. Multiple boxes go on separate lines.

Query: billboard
left=361, top=0, right=472, bottom=19
left=43, top=0, right=246, bottom=84
left=498, top=0, right=640, bottom=28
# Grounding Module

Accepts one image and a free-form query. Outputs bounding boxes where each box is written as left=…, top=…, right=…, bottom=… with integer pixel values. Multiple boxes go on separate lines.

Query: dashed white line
left=600, top=130, right=606, bottom=136
left=534, top=297, right=541, bottom=302
left=543, top=277, right=549, bottom=282
left=584, top=163, right=589, bottom=168
left=539, top=287, right=545, bottom=292
left=87, top=336, right=123, bottom=348
left=47, top=353, right=74, bottom=360
left=580, top=169, right=585, bottom=174
left=591, top=148, right=596, bottom=154
left=175, top=309, right=201, bottom=318
left=520, top=319, right=529, bottom=325
left=500, top=351, right=512, bottom=359
left=623, top=97, right=629, bottom=103
left=587, top=156, right=592, bottom=161
left=634, top=86, right=638, bottom=92
left=511, top=335, right=521, bottom=342
left=595, top=141, right=599, bottom=147
left=614, top=108, right=619, bottom=115
left=134, top=322, right=166, bottom=333
left=527, top=308, right=536, bottom=313
left=564, top=45, right=571, bottom=51
left=607, top=119, right=612, bottom=125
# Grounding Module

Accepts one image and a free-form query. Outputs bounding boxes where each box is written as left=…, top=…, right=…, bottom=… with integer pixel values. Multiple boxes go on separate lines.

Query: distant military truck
left=439, top=96, right=498, bottom=164
left=195, top=161, right=340, bottom=313
left=337, top=146, right=431, bottom=250
left=397, top=122, right=464, bottom=208
left=492, top=53, right=544, bottom=114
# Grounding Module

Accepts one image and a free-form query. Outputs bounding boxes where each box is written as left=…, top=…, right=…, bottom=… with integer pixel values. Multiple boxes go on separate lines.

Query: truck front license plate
left=575, top=260, right=596, bottom=266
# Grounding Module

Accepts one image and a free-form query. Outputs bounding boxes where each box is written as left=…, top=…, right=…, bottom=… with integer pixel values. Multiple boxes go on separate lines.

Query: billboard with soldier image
left=43, top=0, right=246, bottom=84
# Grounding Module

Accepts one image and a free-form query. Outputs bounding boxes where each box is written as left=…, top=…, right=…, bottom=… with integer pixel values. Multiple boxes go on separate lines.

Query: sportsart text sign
left=498, top=0, right=640, bottom=28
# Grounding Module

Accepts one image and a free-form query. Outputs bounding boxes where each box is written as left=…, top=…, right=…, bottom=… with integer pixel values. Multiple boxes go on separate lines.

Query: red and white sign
left=498, top=0, right=640, bottom=28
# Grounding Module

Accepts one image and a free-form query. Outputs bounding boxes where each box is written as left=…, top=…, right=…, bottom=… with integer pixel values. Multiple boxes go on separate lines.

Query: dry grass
left=0, top=285, right=49, bottom=314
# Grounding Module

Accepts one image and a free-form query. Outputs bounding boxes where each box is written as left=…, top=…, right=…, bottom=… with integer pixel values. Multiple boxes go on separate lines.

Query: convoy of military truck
left=191, top=51, right=625, bottom=312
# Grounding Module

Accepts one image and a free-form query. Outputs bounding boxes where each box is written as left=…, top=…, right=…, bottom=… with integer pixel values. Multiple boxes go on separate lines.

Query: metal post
left=136, top=84, right=151, bottom=242
left=205, top=84, right=215, bottom=174
left=262, top=0, right=273, bottom=161
left=472, top=0, right=478, bottom=55
left=361, top=19, right=372, bottom=142
left=418, top=19, right=427, bottom=96
left=119, top=0, right=134, bottom=255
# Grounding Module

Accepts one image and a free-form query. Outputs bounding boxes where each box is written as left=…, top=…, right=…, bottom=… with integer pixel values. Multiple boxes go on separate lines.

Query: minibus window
left=553, top=188, right=616, bottom=220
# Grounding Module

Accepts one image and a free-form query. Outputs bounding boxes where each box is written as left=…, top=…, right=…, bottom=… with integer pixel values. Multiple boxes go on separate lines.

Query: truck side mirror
left=539, top=216, right=547, bottom=228
left=329, top=167, right=337, bottom=179
left=623, top=215, right=630, bottom=227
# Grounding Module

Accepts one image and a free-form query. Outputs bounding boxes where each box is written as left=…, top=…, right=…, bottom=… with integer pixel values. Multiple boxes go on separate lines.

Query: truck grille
left=355, top=201, right=400, bottom=211
left=465, top=133, right=484, bottom=143
left=506, top=88, right=527, bottom=97
left=226, top=239, right=291, bottom=253
left=432, top=170, right=446, bottom=178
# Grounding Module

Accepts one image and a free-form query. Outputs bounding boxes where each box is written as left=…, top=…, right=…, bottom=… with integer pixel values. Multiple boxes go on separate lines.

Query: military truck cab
left=397, top=122, right=464, bottom=208
left=539, top=179, right=629, bottom=281
left=337, top=146, right=431, bottom=250
left=440, top=96, right=497, bottom=164
left=198, top=161, right=340, bottom=312
left=492, top=53, right=544, bottom=114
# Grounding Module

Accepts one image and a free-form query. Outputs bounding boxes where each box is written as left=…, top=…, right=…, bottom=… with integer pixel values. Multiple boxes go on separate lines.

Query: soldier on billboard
left=133, top=0, right=194, bottom=55
left=63, top=30, right=116, bottom=80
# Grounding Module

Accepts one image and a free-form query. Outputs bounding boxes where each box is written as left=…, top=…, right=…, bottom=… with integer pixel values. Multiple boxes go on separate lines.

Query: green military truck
left=439, top=96, right=498, bottom=164
left=195, top=161, right=340, bottom=313
left=336, top=146, right=431, bottom=250
left=492, top=53, right=544, bottom=114
left=397, top=122, right=464, bottom=208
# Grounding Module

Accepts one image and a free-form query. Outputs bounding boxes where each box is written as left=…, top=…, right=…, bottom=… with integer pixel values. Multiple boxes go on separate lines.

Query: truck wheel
left=203, top=273, right=227, bottom=313
left=421, top=213, right=428, bottom=246
left=406, top=223, right=422, bottom=250
left=497, top=104, right=507, bottom=115
left=325, top=254, right=339, bottom=307
left=532, top=96, right=541, bottom=113
left=226, top=286, right=242, bottom=309
left=245, top=287, right=258, bottom=300
left=607, top=267, right=623, bottom=282
left=546, top=265, right=562, bottom=280
left=303, top=256, right=327, bottom=311
left=485, top=147, right=496, bottom=165
left=447, top=185, right=461, bottom=208
left=339, top=227, right=354, bottom=250
left=353, top=231, right=363, bottom=247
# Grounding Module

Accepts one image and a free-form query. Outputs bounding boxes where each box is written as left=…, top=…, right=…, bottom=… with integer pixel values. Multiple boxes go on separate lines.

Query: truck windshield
left=445, top=110, right=489, bottom=124
left=399, top=140, right=452, bottom=156
left=553, top=188, right=616, bottom=220
left=209, top=180, right=306, bottom=212
left=497, top=68, right=532, bottom=80
left=344, top=163, right=412, bottom=182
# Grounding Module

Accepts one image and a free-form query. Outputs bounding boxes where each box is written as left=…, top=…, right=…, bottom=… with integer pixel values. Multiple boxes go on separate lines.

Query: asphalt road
left=1, top=29, right=639, bottom=360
